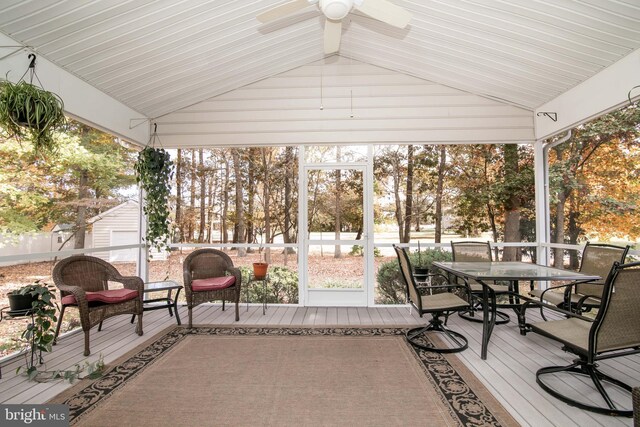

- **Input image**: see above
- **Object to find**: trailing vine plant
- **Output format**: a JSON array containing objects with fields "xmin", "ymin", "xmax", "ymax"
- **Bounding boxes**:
[{"xmin": 134, "ymin": 127, "xmax": 175, "ymax": 252}]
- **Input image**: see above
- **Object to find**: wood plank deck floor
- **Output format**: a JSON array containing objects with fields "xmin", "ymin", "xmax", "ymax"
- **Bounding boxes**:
[{"xmin": 0, "ymin": 304, "xmax": 637, "ymax": 426}]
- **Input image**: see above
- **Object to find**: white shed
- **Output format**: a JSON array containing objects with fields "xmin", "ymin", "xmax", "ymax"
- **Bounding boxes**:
[{"xmin": 89, "ymin": 201, "xmax": 140, "ymax": 262}]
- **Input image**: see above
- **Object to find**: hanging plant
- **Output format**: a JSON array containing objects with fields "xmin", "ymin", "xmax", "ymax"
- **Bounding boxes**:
[
  {"xmin": 134, "ymin": 144, "xmax": 174, "ymax": 252},
  {"xmin": 0, "ymin": 54, "xmax": 66, "ymax": 153}
]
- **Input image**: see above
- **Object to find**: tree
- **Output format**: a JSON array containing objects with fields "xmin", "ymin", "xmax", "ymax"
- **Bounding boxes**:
[
  {"xmin": 198, "ymin": 149, "xmax": 206, "ymax": 242},
  {"xmin": 434, "ymin": 146, "xmax": 446, "ymax": 243},
  {"xmin": 549, "ymin": 105, "xmax": 640, "ymax": 266},
  {"xmin": 175, "ymin": 149, "xmax": 183, "ymax": 242},
  {"xmin": 232, "ymin": 149, "xmax": 246, "ymax": 256},
  {"xmin": 0, "ymin": 120, "xmax": 136, "ymax": 244}
]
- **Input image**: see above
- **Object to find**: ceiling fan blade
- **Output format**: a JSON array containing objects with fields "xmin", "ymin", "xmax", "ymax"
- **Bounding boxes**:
[
  {"xmin": 324, "ymin": 18, "xmax": 342, "ymax": 54},
  {"xmin": 355, "ymin": 0, "xmax": 412, "ymax": 28},
  {"xmin": 257, "ymin": 0, "xmax": 313, "ymax": 23}
]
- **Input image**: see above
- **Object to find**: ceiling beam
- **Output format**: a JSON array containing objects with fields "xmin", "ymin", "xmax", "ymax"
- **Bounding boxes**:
[
  {"xmin": 0, "ymin": 33, "xmax": 149, "ymax": 146},
  {"xmin": 535, "ymin": 47, "xmax": 640, "ymax": 140}
]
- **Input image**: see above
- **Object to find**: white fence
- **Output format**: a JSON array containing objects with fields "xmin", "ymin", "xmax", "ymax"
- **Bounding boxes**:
[{"xmin": 0, "ymin": 232, "xmax": 92, "ymax": 266}]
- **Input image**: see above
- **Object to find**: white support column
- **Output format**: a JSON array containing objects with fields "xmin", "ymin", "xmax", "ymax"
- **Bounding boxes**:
[
  {"xmin": 365, "ymin": 144, "xmax": 375, "ymax": 306},
  {"xmin": 297, "ymin": 145, "xmax": 306, "ymax": 306},
  {"xmin": 534, "ymin": 140, "xmax": 549, "ymax": 268},
  {"xmin": 137, "ymin": 188, "xmax": 149, "ymax": 282}
]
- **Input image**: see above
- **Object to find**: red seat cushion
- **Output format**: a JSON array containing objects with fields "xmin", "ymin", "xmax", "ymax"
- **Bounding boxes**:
[
  {"xmin": 191, "ymin": 276, "xmax": 235, "ymax": 292},
  {"xmin": 61, "ymin": 288, "xmax": 139, "ymax": 306}
]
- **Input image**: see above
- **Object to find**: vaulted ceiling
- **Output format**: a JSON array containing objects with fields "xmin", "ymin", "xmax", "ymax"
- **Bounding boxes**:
[{"xmin": 0, "ymin": 0, "xmax": 639, "ymax": 121}]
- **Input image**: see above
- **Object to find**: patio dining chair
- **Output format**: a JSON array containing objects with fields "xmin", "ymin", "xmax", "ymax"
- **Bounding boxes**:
[
  {"xmin": 450, "ymin": 241, "xmax": 510, "ymax": 324},
  {"xmin": 529, "ymin": 242, "xmax": 629, "ymax": 316},
  {"xmin": 183, "ymin": 248, "xmax": 241, "ymax": 328},
  {"xmin": 523, "ymin": 260, "xmax": 640, "ymax": 417},
  {"xmin": 52, "ymin": 255, "xmax": 144, "ymax": 356},
  {"xmin": 394, "ymin": 245, "xmax": 471, "ymax": 353}
]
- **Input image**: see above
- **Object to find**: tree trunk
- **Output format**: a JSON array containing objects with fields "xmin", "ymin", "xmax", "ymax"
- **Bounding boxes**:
[
  {"xmin": 206, "ymin": 159, "xmax": 215, "ymax": 243},
  {"xmin": 188, "ymin": 150, "xmax": 196, "ymax": 241},
  {"xmin": 222, "ymin": 159, "xmax": 230, "ymax": 244},
  {"xmin": 434, "ymin": 146, "xmax": 446, "ymax": 243},
  {"xmin": 74, "ymin": 169, "xmax": 89, "ymax": 250},
  {"xmin": 503, "ymin": 144, "xmax": 521, "ymax": 261},
  {"xmin": 402, "ymin": 145, "xmax": 414, "ymax": 244},
  {"xmin": 283, "ymin": 146, "xmax": 295, "ymax": 254},
  {"xmin": 334, "ymin": 148, "xmax": 342, "ymax": 258},
  {"xmin": 175, "ymin": 149, "xmax": 183, "ymax": 243},
  {"xmin": 334, "ymin": 168, "xmax": 342, "ymax": 258},
  {"xmin": 393, "ymin": 155, "xmax": 404, "ymax": 242},
  {"xmin": 232, "ymin": 149, "xmax": 246, "ymax": 256},
  {"xmin": 247, "ymin": 150, "xmax": 256, "ymax": 250},
  {"xmin": 568, "ymin": 193, "xmax": 580, "ymax": 269},
  {"xmin": 198, "ymin": 149, "xmax": 206, "ymax": 243},
  {"xmin": 553, "ymin": 146, "xmax": 566, "ymax": 268}
]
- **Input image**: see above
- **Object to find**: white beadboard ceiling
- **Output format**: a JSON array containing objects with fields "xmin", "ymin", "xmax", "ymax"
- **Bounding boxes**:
[{"xmin": 0, "ymin": 0, "xmax": 639, "ymax": 119}]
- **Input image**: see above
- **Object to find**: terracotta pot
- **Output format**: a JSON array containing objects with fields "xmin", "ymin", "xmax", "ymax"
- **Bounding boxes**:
[{"xmin": 253, "ymin": 262, "xmax": 269, "ymax": 280}]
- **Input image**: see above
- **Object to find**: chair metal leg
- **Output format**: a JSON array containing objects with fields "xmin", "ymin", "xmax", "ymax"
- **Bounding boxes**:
[
  {"xmin": 406, "ymin": 317, "xmax": 468, "ymax": 354},
  {"xmin": 459, "ymin": 298, "xmax": 510, "ymax": 324},
  {"xmin": 536, "ymin": 360, "xmax": 633, "ymax": 417},
  {"xmin": 188, "ymin": 306, "xmax": 193, "ymax": 329}
]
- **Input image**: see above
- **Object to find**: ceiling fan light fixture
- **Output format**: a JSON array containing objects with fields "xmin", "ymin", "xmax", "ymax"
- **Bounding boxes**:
[{"xmin": 320, "ymin": 0, "xmax": 353, "ymax": 20}]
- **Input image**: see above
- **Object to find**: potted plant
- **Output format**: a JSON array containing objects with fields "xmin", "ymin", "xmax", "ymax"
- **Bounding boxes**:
[
  {"xmin": 0, "ymin": 55, "xmax": 66, "ymax": 153},
  {"xmin": 134, "ymin": 144, "xmax": 175, "ymax": 252},
  {"xmin": 12, "ymin": 281, "xmax": 58, "ymax": 379},
  {"xmin": 413, "ymin": 242, "xmax": 430, "ymax": 281},
  {"xmin": 7, "ymin": 283, "xmax": 40, "ymax": 314},
  {"xmin": 253, "ymin": 249, "xmax": 269, "ymax": 280},
  {"xmin": 13, "ymin": 281, "xmax": 104, "ymax": 382}
]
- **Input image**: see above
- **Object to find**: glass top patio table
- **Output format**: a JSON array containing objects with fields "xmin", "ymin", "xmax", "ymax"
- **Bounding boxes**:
[
  {"xmin": 432, "ymin": 261, "xmax": 600, "ymax": 360},
  {"xmin": 433, "ymin": 261, "xmax": 600, "ymax": 282}
]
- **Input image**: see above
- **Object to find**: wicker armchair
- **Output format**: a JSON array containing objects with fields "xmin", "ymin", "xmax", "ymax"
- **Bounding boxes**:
[
  {"xmin": 52, "ymin": 255, "xmax": 144, "ymax": 356},
  {"xmin": 522, "ymin": 260, "xmax": 640, "ymax": 416},
  {"xmin": 394, "ymin": 245, "xmax": 470, "ymax": 353},
  {"xmin": 450, "ymin": 241, "xmax": 510, "ymax": 324},
  {"xmin": 183, "ymin": 249, "xmax": 241, "ymax": 328},
  {"xmin": 529, "ymin": 242, "xmax": 629, "ymax": 315},
  {"xmin": 633, "ymin": 387, "xmax": 639, "ymax": 426}
]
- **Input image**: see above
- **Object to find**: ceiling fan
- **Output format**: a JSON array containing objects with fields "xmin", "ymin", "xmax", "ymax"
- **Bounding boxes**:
[{"xmin": 257, "ymin": 0, "xmax": 412, "ymax": 54}]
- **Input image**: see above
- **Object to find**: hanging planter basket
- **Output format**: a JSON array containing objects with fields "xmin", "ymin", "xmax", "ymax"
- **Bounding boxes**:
[
  {"xmin": 0, "ymin": 54, "xmax": 66, "ymax": 153},
  {"xmin": 134, "ymin": 125, "xmax": 175, "ymax": 252}
]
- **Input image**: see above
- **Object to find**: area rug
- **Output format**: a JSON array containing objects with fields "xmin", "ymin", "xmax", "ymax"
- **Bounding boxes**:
[{"xmin": 51, "ymin": 327, "xmax": 519, "ymax": 426}]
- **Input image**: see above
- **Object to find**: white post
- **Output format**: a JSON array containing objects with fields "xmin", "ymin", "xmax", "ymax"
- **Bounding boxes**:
[
  {"xmin": 366, "ymin": 144, "xmax": 375, "ymax": 306},
  {"xmin": 534, "ymin": 140, "xmax": 549, "ymax": 268},
  {"xmin": 297, "ymin": 145, "xmax": 306, "ymax": 306},
  {"xmin": 137, "ymin": 188, "xmax": 149, "ymax": 282}
]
